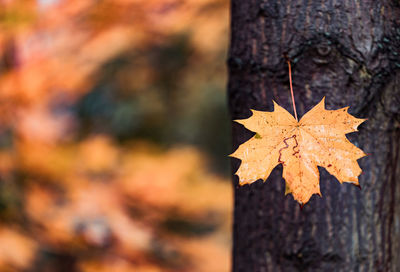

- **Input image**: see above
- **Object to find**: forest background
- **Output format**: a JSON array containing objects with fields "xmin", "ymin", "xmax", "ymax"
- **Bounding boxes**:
[{"xmin": 0, "ymin": 1, "xmax": 232, "ymax": 271}]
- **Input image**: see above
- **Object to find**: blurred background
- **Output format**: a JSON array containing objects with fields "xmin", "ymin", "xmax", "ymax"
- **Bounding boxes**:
[{"xmin": 0, "ymin": 0, "xmax": 231, "ymax": 271}]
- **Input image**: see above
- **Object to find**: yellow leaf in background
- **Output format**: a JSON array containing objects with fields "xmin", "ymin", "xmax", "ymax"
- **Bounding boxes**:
[{"xmin": 230, "ymin": 97, "xmax": 366, "ymax": 205}]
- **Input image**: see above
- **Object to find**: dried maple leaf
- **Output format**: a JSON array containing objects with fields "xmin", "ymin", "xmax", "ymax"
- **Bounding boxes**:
[{"xmin": 230, "ymin": 97, "xmax": 366, "ymax": 204}]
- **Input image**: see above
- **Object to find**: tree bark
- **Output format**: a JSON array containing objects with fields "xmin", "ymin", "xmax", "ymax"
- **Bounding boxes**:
[{"xmin": 228, "ymin": 1, "xmax": 400, "ymax": 271}]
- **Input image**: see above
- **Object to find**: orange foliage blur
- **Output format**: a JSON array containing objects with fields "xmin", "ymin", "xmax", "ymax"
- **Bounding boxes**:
[{"xmin": 0, "ymin": 0, "xmax": 230, "ymax": 271}]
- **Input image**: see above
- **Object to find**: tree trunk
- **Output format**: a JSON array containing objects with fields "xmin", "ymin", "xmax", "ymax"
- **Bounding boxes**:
[{"xmin": 228, "ymin": 1, "xmax": 400, "ymax": 271}]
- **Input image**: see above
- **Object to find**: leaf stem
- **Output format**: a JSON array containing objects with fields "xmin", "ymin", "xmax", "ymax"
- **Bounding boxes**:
[{"xmin": 287, "ymin": 60, "xmax": 298, "ymax": 121}]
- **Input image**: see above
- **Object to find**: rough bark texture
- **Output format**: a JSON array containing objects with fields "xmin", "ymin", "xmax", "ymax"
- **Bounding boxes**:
[{"xmin": 228, "ymin": 1, "xmax": 400, "ymax": 271}]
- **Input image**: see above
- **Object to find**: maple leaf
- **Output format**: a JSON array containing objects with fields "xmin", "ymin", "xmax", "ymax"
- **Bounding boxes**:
[{"xmin": 230, "ymin": 97, "xmax": 366, "ymax": 204}]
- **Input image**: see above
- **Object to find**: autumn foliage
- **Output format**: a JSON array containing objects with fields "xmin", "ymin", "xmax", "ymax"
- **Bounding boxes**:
[
  {"xmin": 0, "ymin": 0, "xmax": 231, "ymax": 271},
  {"xmin": 231, "ymin": 98, "xmax": 366, "ymax": 204}
]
